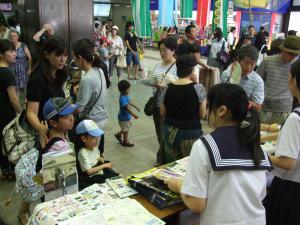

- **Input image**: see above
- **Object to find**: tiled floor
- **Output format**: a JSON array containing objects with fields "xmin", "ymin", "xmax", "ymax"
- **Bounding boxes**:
[{"xmin": 0, "ymin": 48, "xmax": 207, "ymax": 225}]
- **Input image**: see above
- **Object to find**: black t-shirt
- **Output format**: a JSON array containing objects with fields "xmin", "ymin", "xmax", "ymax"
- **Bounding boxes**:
[
  {"xmin": 163, "ymin": 83, "xmax": 206, "ymax": 130},
  {"xmin": 26, "ymin": 69, "xmax": 65, "ymax": 121},
  {"xmin": 124, "ymin": 31, "xmax": 138, "ymax": 52},
  {"xmin": 0, "ymin": 67, "xmax": 16, "ymax": 130}
]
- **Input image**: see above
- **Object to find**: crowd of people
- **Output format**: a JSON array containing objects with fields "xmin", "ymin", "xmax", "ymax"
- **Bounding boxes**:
[{"xmin": 0, "ymin": 15, "xmax": 300, "ymax": 225}]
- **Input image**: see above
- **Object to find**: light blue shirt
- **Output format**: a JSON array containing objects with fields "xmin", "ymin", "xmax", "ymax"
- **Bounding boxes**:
[{"xmin": 221, "ymin": 70, "xmax": 264, "ymax": 104}]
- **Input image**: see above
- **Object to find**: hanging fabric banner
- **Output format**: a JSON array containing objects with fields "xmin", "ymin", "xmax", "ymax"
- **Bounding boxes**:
[
  {"xmin": 131, "ymin": 0, "xmax": 152, "ymax": 37},
  {"xmin": 196, "ymin": 0, "xmax": 209, "ymax": 28},
  {"xmin": 212, "ymin": 0, "xmax": 228, "ymax": 33},
  {"xmin": 180, "ymin": 0, "xmax": 193, "ymax": 18},
  {"xmin": 234, "ymin": 0, "xmax": 291, "ymax": 13},
  {"xmin": 158, "ymin": 0, "xmax": 175, "ymax": 27}
]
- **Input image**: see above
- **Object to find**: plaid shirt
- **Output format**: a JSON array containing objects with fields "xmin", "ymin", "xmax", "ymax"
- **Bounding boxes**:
[{"xmin": 222, "ymin": 70, "xmax": 264, "ymax": 105}]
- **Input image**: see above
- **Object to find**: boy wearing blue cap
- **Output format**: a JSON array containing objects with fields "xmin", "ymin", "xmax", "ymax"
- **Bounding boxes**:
[
  {"xmin": 75, "ymin": 120, "xmax": 118, "ymax": 184},
  {"xmin": 15, "ymin": 97, "xmax": 78, "ymax": 223},
  {"xmin": 42, "ymin": 97, "xmax": 78, "ymax": 153}
]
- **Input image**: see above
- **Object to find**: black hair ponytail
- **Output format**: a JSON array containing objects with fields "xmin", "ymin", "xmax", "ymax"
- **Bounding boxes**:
[
  {"xmin": 207, "ymin": 83, "xmax": 262, "ymax": 168},
  {"xmin": 237, "ymin": 106, "xmax": 262, "ymax": 168},
  {"xmin": 72, "ymin": 39, "xmax": 110, "ymax": 88},
  {"xmin": 72, "ymin": 39, "xmax": 102, "ymax": 68}
]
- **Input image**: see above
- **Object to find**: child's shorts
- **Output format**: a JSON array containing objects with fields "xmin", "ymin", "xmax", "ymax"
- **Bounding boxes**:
[{"xmin": 118, "ymin": 120, "xmax": 132, "ymax": 132}]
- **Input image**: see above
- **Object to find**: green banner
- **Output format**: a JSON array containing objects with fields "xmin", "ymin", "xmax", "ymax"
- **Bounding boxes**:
[
  {"xmin": 131, "ymin": 0, "xmax": 151, "ymax": 37},
  {"xmin": 212, "ymin": 0, "xmax": 228, "ymax": 33},
  {"xmin": 180, "ymin": 0, "xmax": 193, "ymax": 18}
]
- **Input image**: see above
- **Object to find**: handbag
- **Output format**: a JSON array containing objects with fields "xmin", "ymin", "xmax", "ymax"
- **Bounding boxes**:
[
  {"xmin": 144, "ymin": 94, "xmax": 157, "ymax": 116},
  {"xmin": 144, "ymin": 62, "xmax": 175, "ymax": 116},
  {"xmin": 2, "ymin": 111, "xmax": 36, "ymax": 164},
  {"xmin": 216, "ymin": 41, "xmax": 229, "ymax": 65},
  {"xmin": 256, "ymin": 44, "xmax": 267, "ymax": 67},
  {"xmin": 116, "ymin": 50, "xmax": 127, "ymax": 68}
]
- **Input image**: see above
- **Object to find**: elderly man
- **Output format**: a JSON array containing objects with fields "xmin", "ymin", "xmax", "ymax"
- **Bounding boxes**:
[
  {"xmin": 256, "ymin": 35, "xmax": 300, "ymax": 124},
  {"xmin": 221, "ymin": 45, "xmax": 264, "ymax": 110}
]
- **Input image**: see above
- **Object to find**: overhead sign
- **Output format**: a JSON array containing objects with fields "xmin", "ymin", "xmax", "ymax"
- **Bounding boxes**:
[{"xmin": 234, "ymin": 0, "xmax": 292, "ymax": 13}]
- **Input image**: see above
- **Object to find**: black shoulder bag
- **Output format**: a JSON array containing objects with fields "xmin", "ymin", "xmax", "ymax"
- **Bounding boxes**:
[{"xmin": 144, "ymin": 62, "xmax": 175, "ymax": 116}]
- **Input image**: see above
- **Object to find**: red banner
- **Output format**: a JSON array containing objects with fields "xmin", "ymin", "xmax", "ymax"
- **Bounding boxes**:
[{"xmin": 196, "ymin": 0, "xmax": 209, "ymax": 28}]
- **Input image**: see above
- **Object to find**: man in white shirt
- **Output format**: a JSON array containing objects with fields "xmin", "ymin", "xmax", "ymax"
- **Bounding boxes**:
[{"xmin": 227, "ymin": 27, "xmax": 236, "ymax": 51}]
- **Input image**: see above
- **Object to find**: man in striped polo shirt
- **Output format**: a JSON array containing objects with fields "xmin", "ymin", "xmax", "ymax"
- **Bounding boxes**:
[{"xmin": 256, "ymin": 36, "xmax": 300, "ymax": 125}]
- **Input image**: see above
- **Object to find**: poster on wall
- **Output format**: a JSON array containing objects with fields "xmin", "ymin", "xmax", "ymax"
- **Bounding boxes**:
[{"xmin": 240, "ymin": 12, "xmax": 272, "ymax": 34}]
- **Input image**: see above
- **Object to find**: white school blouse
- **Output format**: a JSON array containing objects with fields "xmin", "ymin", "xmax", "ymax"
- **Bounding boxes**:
[
  {"xmin": 273, "ymin": 109, "xmax": 300, "ymax": 183},
  {"xmin": 181, "ymin": 140, "xmax": 267, "ymax": 225}
]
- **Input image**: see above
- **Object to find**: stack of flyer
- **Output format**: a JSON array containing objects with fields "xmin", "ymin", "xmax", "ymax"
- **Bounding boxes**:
[{"xmin": 28, "ymin": 183, "xmax": 165, "ymax": 225}]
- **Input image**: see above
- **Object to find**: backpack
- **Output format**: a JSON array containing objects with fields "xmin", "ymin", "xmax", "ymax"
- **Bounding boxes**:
[
  {"xmin": 15, "ymin": 147, "xmax": 43, "ymax": 203},
  {"xmin": 15, "ymin": 137, "xmax": 65, "ymax": 203},
  {"xmin": 1, "ymin": 111, "xmax": 35, "ymax": 164}
]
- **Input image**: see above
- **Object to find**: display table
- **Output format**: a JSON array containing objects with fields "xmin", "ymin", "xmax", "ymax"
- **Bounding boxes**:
[
  {"xmin": 28, "ymin": 157, "xmax": 189, "ymax": 225},
  {"xmin": 131, "ymin": 194, "xmax": 186, "ymax": 219}
]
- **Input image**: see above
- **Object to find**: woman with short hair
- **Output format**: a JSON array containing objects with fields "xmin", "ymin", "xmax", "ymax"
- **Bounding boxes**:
[{"xmin": 9, "ymin": 28, "xmax": 32, "ymax": 106}]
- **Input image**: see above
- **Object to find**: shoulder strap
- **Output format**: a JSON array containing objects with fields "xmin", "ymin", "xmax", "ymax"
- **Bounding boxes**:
[
  {"xmin": 81, "ymin": 69, "xmax": 103, "ymax": 116},
  {"xmin": 162, "ymin": 62, "xmax": 176, "ymax": 79},
  {"xmin": 35, "ymin": 137, "xmax": 65, "ymax": 173},
  {"xmin": 259, "ymin": 44, "xmax": 266, "ymax": 54},
  {"xmin": 20, "ymin": 42, "xmax": 25, "ymax": 51},
  {"xmin": 43, "ymin": 137, "xmax": 65, "ymax": 153},
  {"xmin": 166, "ymin": 62, "xmax": 175, "ymax": 74}
]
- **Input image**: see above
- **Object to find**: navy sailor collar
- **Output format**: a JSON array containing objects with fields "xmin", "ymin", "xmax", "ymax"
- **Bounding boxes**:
[{"xmin": 200, "ymin": 126, "xmax": 272, "ymax": 171}]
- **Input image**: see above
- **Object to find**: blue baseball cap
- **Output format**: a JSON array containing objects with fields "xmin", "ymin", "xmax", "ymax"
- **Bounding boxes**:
[
  {"xmin": 75, "ymin": 120, "xmax": 104, "ymax": 137},
  {"xmin": 43, "ymin": 97, "xmax": 78, "ymax": 120}
]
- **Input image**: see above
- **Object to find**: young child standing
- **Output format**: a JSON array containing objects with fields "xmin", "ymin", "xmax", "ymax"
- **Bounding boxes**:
[
  {"xmin": 75, "ymin": 120, "xmax": 118, "ymax": 184},
  {"xmin": 98, "ymin": 36, "xmax": 113, "ymax": 76},
  {"xmin": 114, "ymin": 80, "xmax": 140, "ymax": 147}
]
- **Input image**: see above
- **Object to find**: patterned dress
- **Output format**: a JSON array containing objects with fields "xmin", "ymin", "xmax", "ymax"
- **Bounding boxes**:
[{"xmin": 10, "ymin": 43, "xmax": 28, "ymax": 89}]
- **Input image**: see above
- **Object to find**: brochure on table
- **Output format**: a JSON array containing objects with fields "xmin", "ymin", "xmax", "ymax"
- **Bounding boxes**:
[{"xmin": 28, "ymin": 183, "xmax": 165, "ymax": 225}]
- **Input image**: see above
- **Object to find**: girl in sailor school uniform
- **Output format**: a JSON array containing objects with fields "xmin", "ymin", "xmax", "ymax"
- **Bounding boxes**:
[
  {"xmin": 166, "ymin": 83, "xmax": 272, "ymax": 225},
  {"xmin": 265, "ymin": 59, "xmax": 300, "ymax": 225}
]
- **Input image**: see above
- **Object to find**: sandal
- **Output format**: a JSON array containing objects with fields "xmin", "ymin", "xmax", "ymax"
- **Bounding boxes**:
[
  {"xmin": 114, "ymin": 133, "xmax": 122, "ymax": 144},
  {"xmin": 122, "ymin": 141, "xmax": 134, "ymax": 147}
]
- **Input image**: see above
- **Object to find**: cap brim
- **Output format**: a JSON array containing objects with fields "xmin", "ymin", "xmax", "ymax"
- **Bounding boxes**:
[
  {"xmin": 58, "ymin": 104, "xmax": 78, "ymax": 116},
  {"xmin": 88, "ymin": 129, "xmax": 105, "ymax": 137},
  {"xmin": 279, "ymin": 44, "xmax": 300, "ymax": 54}
]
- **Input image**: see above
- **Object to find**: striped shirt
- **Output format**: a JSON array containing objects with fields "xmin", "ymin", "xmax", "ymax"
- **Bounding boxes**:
[
  {"xmin": 149, "ymin": 62, "xmax": 177, "ymax": 107},
  {"xmin": 256, "ymin": 55, "xmax": 294, "ymax": 112},
  {"xmin": 222, "ymin": 70, "xmax": 264, "ymax": 104}
]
